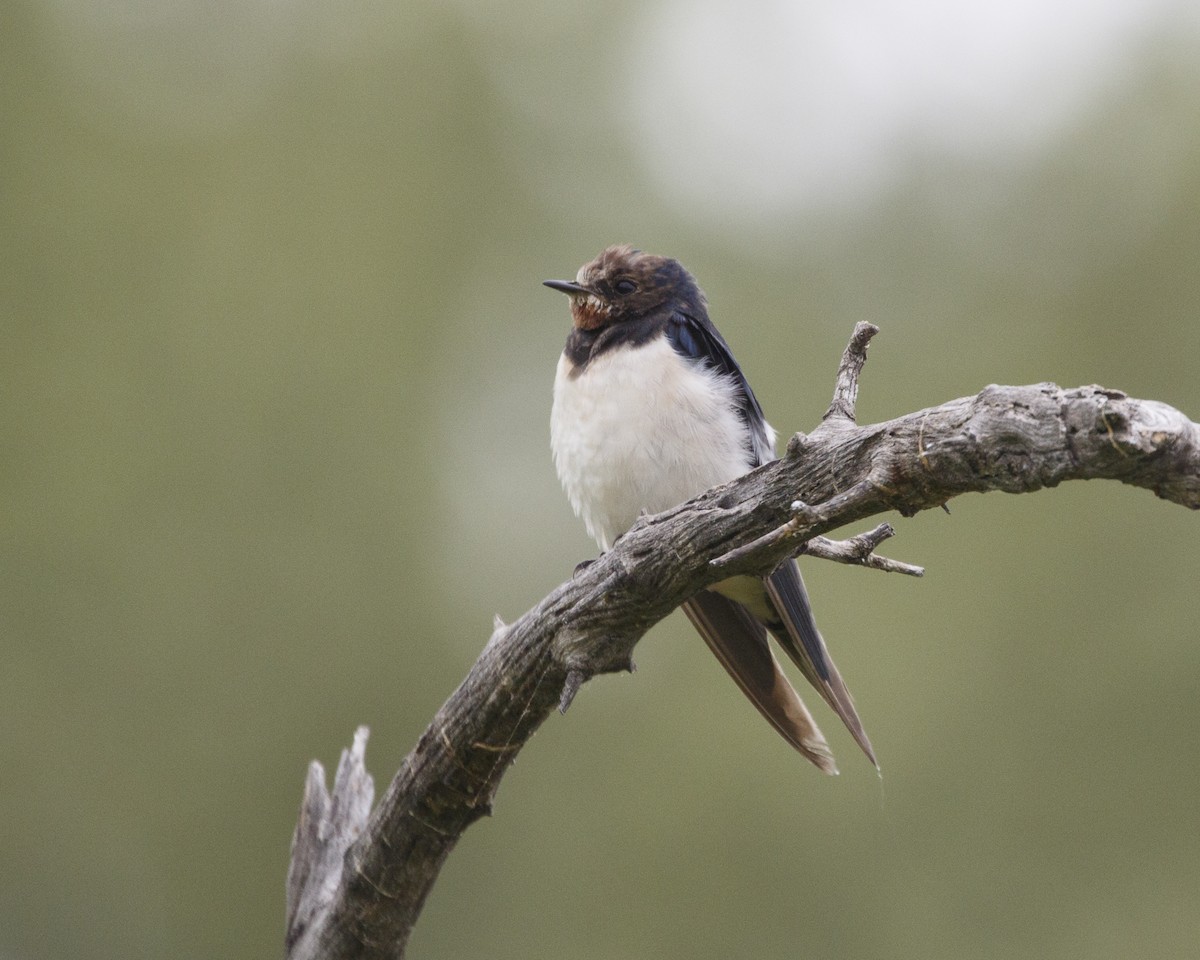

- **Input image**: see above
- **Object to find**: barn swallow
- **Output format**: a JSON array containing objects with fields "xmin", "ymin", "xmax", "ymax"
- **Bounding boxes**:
[{"xmin": 545, "ymin": 245, "xmax": 874, "ymax": 774}]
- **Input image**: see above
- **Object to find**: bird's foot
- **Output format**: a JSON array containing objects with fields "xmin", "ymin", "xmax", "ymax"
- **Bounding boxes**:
[{"xmin": 573, "ymin": 557, "xmax": 597, "ymax": 576}]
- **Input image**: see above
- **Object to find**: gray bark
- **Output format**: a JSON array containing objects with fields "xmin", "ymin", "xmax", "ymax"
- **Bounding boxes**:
[{"xmin": 285, "ymin": 324, "xmax": 1200, "ymax": 959}]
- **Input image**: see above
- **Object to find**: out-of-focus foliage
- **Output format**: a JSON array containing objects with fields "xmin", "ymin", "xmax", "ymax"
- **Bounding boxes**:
[{"xmin": 2, "ymin": 2, "xmax": 1198, "ymax": 958}]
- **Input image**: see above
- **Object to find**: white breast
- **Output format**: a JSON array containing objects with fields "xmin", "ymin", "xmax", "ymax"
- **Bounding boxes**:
[{"xmin": 551, "ymin": 337, "xmax": 772, "ymax": 550}]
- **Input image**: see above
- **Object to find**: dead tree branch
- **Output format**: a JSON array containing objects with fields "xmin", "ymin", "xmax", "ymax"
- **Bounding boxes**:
[
  {"xmin": 286, "ymin": 324, "xmax": 1199, "ymax": 960},
  {"xmin": 799, "ymin": 524, "xmax": 925, "ymax": 576}
]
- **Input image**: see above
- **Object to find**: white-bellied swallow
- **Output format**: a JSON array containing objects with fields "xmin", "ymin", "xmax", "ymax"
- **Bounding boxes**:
[{"xmin": 545, "ymin": 244, "xmax": 875, "ymax": 774}]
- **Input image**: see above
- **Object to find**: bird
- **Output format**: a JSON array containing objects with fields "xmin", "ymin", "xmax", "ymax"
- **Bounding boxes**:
[{"xmin": 545, "ymin": 244, "xmax": 874, "ymax": 774}]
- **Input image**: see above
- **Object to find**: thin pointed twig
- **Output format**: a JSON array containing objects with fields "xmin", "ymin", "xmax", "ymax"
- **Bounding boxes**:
[
  {"xmin": 822, "ymin": 322, "xmax": 879, "ymax": 425},
  {"xmin": 708, "ymin": 480, "xmax": 883, "ymax": 575},
  {"xmin": 708, "ymin": 515, "xmax": 802, "ymax": 572},
  {"xmin": 799, "ymin": 524, "xmax": 924, "ymax": 577},
  {"xmin": 558, "ymin": 669, "xmax": 586, "ymax": 714},
  {"xmin": 707, "ymin": 501, "xmax": 819, "ymax": 573}
]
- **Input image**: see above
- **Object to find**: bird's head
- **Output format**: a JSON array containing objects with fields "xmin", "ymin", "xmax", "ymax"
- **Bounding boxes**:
[{"xmin": 544, "ymin": 244, "xmax": 707, "ymax": 331}]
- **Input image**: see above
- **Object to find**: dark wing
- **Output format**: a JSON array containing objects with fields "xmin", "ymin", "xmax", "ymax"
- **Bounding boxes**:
[
  {"xmin": 665, "ymin": 311, "xmax": 775, "ymax": 466},
  {"xmin": 682, "ymin": 590, "xmax": 838, "ymax": 774},
  {"xmin": 668, "ymin": 308, "xmax": 876, "ymax": 768},
  {"xmin": 763, "ymin": 561, "xmax": 877, "ymax": 768}
]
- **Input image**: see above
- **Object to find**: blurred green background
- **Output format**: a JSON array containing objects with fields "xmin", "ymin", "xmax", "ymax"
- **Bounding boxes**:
[{"xmin": 4, "ymin": 1, "xmax": 1199, "ymax": 958}]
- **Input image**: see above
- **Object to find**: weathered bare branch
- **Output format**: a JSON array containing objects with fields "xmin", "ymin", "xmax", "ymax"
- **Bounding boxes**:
[
  {"xmin": 800, "ymin": 524, "xmax": 925, "ymax": 577},
  {"xmin": 822, "ymin": 320, "xmax": 878, "ymax": 424},
  {"xmin": 286, "ymin": 325, "xmax": 1199, "ymax": 960},
  {"xmin": 287, "ymin": 727, "xmax": 374, "ymax": 955}
]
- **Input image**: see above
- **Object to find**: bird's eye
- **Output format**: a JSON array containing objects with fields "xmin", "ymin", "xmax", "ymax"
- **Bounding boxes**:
[{"xmin": 614, "ymin": 278, "xmax": 637, "ymax": 296}]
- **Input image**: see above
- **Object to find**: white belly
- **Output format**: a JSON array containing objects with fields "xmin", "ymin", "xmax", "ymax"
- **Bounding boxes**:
[{"xmin": 551, "ymin": 337, "xmax": 766, "ymax": 550}]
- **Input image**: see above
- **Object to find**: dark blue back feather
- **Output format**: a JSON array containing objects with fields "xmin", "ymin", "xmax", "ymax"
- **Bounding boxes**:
[{"xmin": 665, "ymin": 311, "xmax": 775, "ymax": 466}]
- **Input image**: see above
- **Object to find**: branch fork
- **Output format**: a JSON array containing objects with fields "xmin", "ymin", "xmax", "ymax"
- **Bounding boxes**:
[
  {"xmin": 711, "ymin": 324, "xmax": 919, "ymax": 579},
  {"xmin": 800, "ymin": 525, "xmax": 925, "ymax": 577},
  {"xmin": 707, "ymin": 478, "xmax": 915, "ymax": 578}
]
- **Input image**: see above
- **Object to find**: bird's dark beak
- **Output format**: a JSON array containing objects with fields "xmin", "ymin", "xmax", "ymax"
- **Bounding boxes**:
[{"xmin": 543, "ymin": 279, "xmax": 591, "ymax": 296}]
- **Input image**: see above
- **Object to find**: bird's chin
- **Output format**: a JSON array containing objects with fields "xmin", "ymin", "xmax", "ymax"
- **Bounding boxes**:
[{"xmin": 570, "ymin": 296, "xmax": 612, "ymax": 331}]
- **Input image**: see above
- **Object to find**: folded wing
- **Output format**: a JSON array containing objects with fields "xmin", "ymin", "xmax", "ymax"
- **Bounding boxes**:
[
  {"xmin": 682, "ymin": 589, "xmax": 839, "ymax": 774},
  {"xmin": 763, "ymin": 561, "xmax": 877, "ymax": 768}
]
